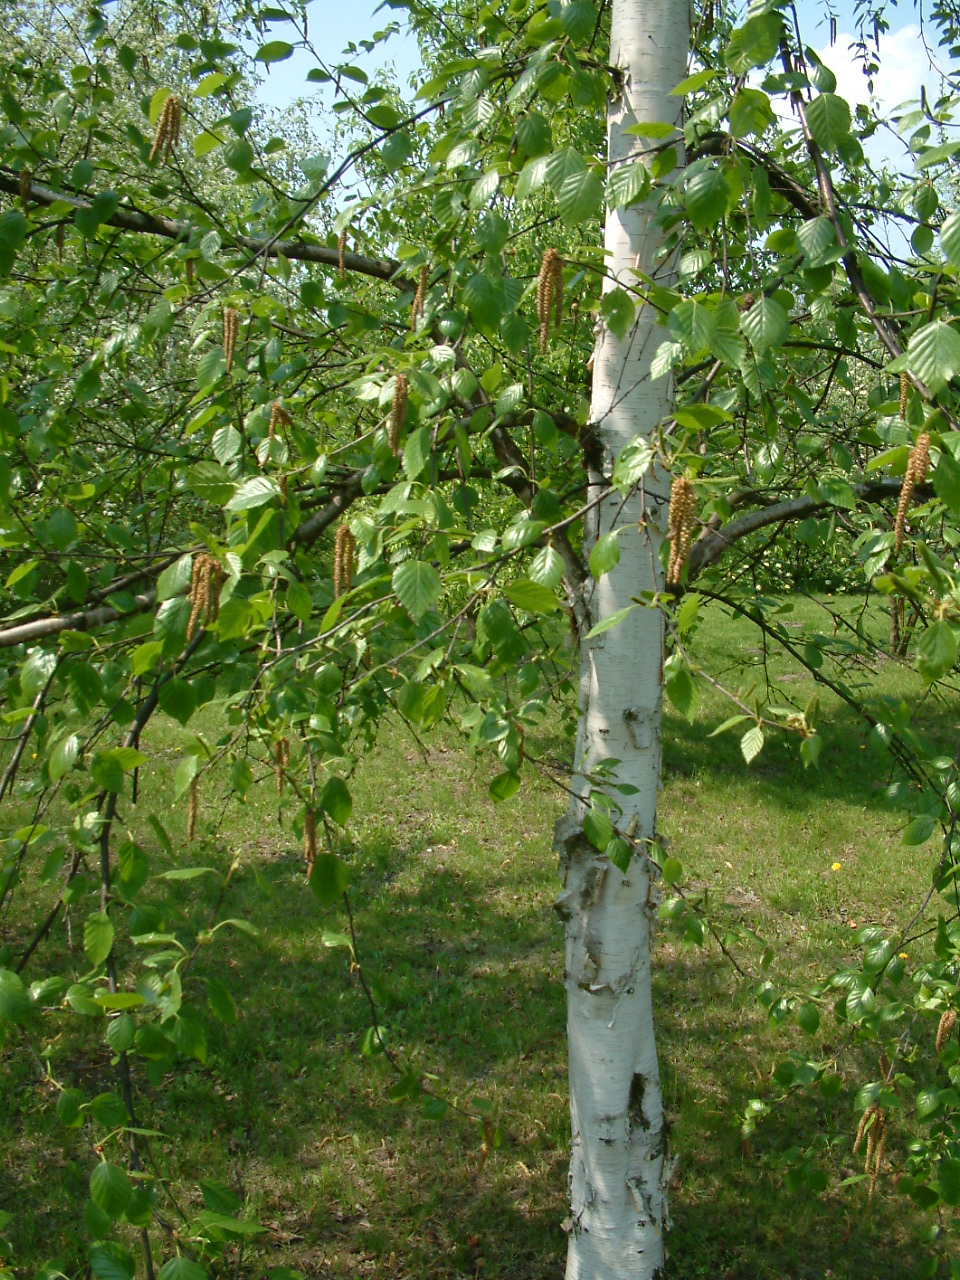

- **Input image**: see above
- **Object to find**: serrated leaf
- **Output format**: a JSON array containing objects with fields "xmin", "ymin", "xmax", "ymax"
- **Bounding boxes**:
[
  {"xmin": 589, "ymin": 531, "xmax": 620, "ymax": 579},
  {"xmin": 224, "ymin": 477, "xmax": 280, "ymax": 512},
  {"xmin": 84, "ymin": 912, "xmax": 114, "ymax": 967},
  {"xmin": 557, "ymin": 169, "xmax": 603, "ymax": 227},
  {"xmin": 0, "ymin": 968, "xmax": 31, "ymax": 1023},
  {"xmin": 583, "ymin": 807, "xmax": 614, "ymax": 851},
  {"xmin": 50, "ymin": 733, "xmax": 80, "ymax": 781},
  {"xmin": 309, "ymin": 853, "xmax": 349, "ymax": 906},
  {"xmin": 805, "ymin": 93, "xmax": 852, "ymax": 153},
  {"xmin": 900, "ymin": 320, "xmax": 960, "ymax": 395},
  {"xmin": 941, "ymin": 211, "xmax": 960, "ymax": 270},
  {"xmin": 90, "ymin": 1162, "xmax": 132, "ymax": 1218},
  {"xmin": 393, "ymin": 560, "xmax": 442, "ymax": 621},
  {"xmin": 255, "ymin": 40, "xmax": 294, "ymax": 63},
  {"xmin": 504, "ymin": 578, "xmax": 560, "ymax": 614},
  {"xmin": 902, "ymin": 813, "xmax": 937, "ymax": 845},
  {"xmin": 585, "ymin": 604, "xmax": 638, "ymax": 638},
  {"xmin": 605, "ymin": 160, "xmax": 650, "ymax": 209},
  {"xmin": 686, "ymin": 167, "xmax": 729, "ymax": 231},
  {"xmin": 741, "ymin": 296, "xmax": 789, "ymax": 352},
  {"xmin": 319, "ymin": 775, "xmax": 352, "ymax": 826},
  {"xmin": 740, "ymin": 724, "xmax": 764, "ymax": 764},
  {"xmin": 88, "ymin": 1242, "xmax": 135, "ymax": 1280}
]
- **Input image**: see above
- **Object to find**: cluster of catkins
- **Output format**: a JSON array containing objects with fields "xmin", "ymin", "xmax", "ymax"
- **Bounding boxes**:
[
  {"xmin": 186, "ymin": 553, "xmax": 224, "ymax": 641},
  {"xmin": 894, "ymin": 431, "xmax": 930, "ymax": 552}
]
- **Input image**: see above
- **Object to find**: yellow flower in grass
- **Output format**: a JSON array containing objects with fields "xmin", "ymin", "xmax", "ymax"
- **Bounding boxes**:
[{"xmin": 831, "ymin": 862, "xmax": 842, "ymax": 872}]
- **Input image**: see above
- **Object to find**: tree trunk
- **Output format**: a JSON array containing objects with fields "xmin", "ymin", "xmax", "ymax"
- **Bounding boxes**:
[{"xmin": 556, "ymin": 3, "xmax": 688, "ymax": 1277}]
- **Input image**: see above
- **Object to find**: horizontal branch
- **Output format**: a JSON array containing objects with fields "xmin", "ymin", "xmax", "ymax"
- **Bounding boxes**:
[
  {"xmin": 2, "ymin": 170, "xmax": 400, "ymax": 283},
  {"xmin": 0, "ymin": 591, "xmax": 157, "ymax": 649},
  {"xmin": 687, "ymin": 476, "xmax": 906, "ymax": 581}
]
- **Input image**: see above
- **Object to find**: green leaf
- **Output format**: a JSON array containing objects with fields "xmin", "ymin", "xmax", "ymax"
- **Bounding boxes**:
[
  {"xmin": 88, "ymin": 1242, "xmax": 136, "ymax": 1280},
  {"xmin": 50, "ymin": 733, "xmax": 80, "ymax": 782},
  {"xmin": 939, "ymin": 1156, "xmax": 960, "ymax": 1207},
  {"xmin": 740, "ymin": 297, "xmax": 789, "ymax": 352},
  {"xmin": 934, "ymin": 448, "xmax": 960, "ymax": 514},
  {"xmin": 589, "ymin": 531, "xmax": 620, "ymax": 580},
  {"xmin": 902, "ymin": 814, "xmax": 937, "ymax": 846},
  {"xmin": 805, "ymin": 93, "xmax": 852, "ymax": 153},
  {"xmin": 206, "ymin": 975, "xmax": 237, "ymax": 1023},
  {"xmin": 57, "ymin": 1086, "xmax": 85, "ymax": 1127},
  {"xmin": 225, "ymin": 477, "xmax": 280, "ymax": 512},
  {"xmin": 661, "ymin": 857, "xmax": 683, "ymax": 884},
  {"xmin": 393, "ymin": 561, "xmax": 442, "ymax": 621},
  {"xmin": 156, "ymin": 1259, "xmax": 208, "ymax": 1280},
  {"xmin": 256, "ymin": 41, "xmax": 294, "ymax": 63},
  {"xmin": 740, "ymin": 725, "xmax": 764, "ymax": 764},
  {"xmin": 728, "ymin": 88, "xmax": 774, "ymax": 138},
  {"xmin": 796, "ymin": 1003, "xmax": 820, "ymax": 1034},
  {"xmin": 605, "ymin": 161, "xmax": 650, "ymax": 209},
  {"xmin": 583, "ymin": 808, "xmax": 614, "ymax": 851},
  {"xmin": 84, "ymin": 912, "xmax": 114, "ymax": 967},
  {"xmin": 309, "ymin": 854, "xmax": 349, "ymax": 906},
  {"xmin": 319, "ymin": 776, "xmax": 352, "ymax": 826},
  {"xmin": 600, "ymin": 288, "xmax": 636, "ymax": 341},
  {"xmin": 940, "ymin": 211, "xmax": 960, "ymax": 269},
  {"xmin": 686, "ymin": 167, "xmax": 729, "ymax": 231},
  {"xmin": 898, "ymin": 320, "xmax": 960, "ymax": 395},
  {"xmin": 917, "ymin": 620, "xmax": 958, "ymax": 683},
  {"xmin": 504, "ymin": 579, "xmax": 560, "ymax": 614},
  {"xmin": 585, "ymin": 605, "xmax": 638, "ymax": 639},
  {"xmin": 556, "ymin": 169, "xmax": 603, "ymax": 227},
  {"xmin": 90, "ymin": 1162, "xmax": 132, "ymax": 1218},
  {"xmin": 489, "ymin": 771, "xmax": 521, "ymax": 801},
  {"xmin": 0, "ymin": 968, "xmax": 31, "ymax": 1023},
  {"xmin": 158, "ymin": 677, "xmax": 196, "ymax": 726}
]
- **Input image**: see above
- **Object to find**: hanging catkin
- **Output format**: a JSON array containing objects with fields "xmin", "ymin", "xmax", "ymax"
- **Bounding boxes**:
[
  {"xmin": 666, "ymin": 477, "xmax": 697, "ymax": 587},
  {"xmin": 537, "ymin": 249, "xmax": 563, "ymax": 353},
  {"xmin": 186, "ymin": 554, "xmax": 225, "ymax": 640},
  {"xmin": 937, "ymin": 1008, "xmax": 957, "ymax": 1054},
  {"xmin": 894, "ymin": 431, "xmax": 930, "ymax": 551},
  {"xmin": 275, "ymin": 738, "xmax": 290, "ymax": 795},
  {"xmin": 411, "ymin": 265, "xmax": 429, "ymax": 330},
  {"xmin": 389, "ymin": 374, "xmax": 408, "ymax": 455},
  {"xmin": 899, "ymin": 372, "xmax": 908, "ymax": 421},
  {"xmin": 222, "ymin": 307, "xmax": 239, "ymax": 372},
  {"xmin": 149, "ymin": 94, "xmax": 182, "ymax": 163},
  {"xmin": 187, "ymin": 776, "xmax": 199, "ymax": 842},
  {"xmin": 333, "ymin": 524, "xmax": 355, "ymax": 598},
  {"xmin": 338, "ymin": 228, "xmax": 347, "ymax": 278},
  {"xmin": 303, "ymin": 808, "xmax": 317, "ymax": 874}
]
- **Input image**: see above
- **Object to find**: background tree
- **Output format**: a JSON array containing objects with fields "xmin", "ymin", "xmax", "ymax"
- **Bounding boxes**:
[{"xmin": 3, "ymin": 1, "xmax": 960, "ymax": 1278}]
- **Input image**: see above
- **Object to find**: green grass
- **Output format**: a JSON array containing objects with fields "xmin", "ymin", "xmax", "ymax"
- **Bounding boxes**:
[{"xmin": 1, "ymin": 592, "xmax": 957, "ymax": 1279}]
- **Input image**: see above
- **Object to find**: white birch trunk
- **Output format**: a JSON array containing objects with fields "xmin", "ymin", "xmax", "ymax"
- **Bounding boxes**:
[{"xmin": 557, "ymin": 3, "xmax": 688, "ymax": 1277}]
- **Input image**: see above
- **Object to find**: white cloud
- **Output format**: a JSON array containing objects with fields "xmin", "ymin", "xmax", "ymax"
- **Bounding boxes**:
[{"xmin": 815, "ymin": 24, "xmax": 935, "ymax": 115}]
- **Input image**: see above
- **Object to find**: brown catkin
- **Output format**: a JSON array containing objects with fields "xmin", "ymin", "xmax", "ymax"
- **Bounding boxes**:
[
  {"xmin": 333, "ymin": 524, "xmax": 355, "ymax": 598},
  {"xmin": 899, "ymin": 372, "xmax": 908, "ymax": 421},
  {"xmin": 148, "ymin": 94, "xmax": 182, "ymax": 163},
  {"xmin": 185, "ymin": 258, "xmax": 194, "ymax": 287},
  {"xmin": 19, "ymin": 168, "xmax": 30, "ymax": 212},
  {"xmin": 275, "ymin": 738, "xmax": 289, "ymax": 795},
  {"xmin": 411, "ymin": 264, "xmax": 428, "ymax": 330},
  {"xmin": 303, "ymin": 808, "xmax": 317, "ymax": 874},
  {"xmin": 223, "ymin": 307, "xmax": 239, "ymax": 372},
  {"xmin": 936, "ymin": 1008, "xmax": 957, "ymax": 1054},
  {"xmin": 187, "ymin": 776, "xmax": 199, "ymax": 842},
  {"xmin": 666, "ymin": 476, "xmax": 697, "ymax": 588},
  {"xmin": 186, "ymin": 553, "xmax": 224, "ymax": 640},
  {"xmin": 389, "ymin": 373, "xmax": 408, "ymax": 455},
  {"xmin": 268, "ymin": 401, "xmax": 291, "ymax": 440},
  {"xmin": 537, "ymin": 249, "xmax": 563, "ymax": 353},
  {"xmin": 894, "ymin": 431, "xmax": 931, "ymax": 551},
  {"xmin": 338, "ymin": 227, "xmax": 347, "ymax": 278}
]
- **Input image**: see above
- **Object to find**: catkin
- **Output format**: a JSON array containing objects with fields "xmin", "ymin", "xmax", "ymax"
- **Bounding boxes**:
[
  {"xmin": 268, "ymin": 401, "xmax": 292, "ymax": 440},
  {"xmin": 899, "ymin": 372, "xmax": 908, "ymax": 421},
  {"xmin": 275, "ymin": 738, "xmax": 290, "ymax": 795},
  {"xmin": 411, "ymin": 265, "xmax": 429, "ymax": 330},
  {"xmin": 389, "ymin": 374, "xmax": 408, "ymax": 455},
  {"xmin": 303, "ymin": 808, "xmax": 317, "ymax": 873},
  {"xmin": 185, "ymin": 258, "xmax": 194, "ymax": 287},
  {"xmin": 223, "ymin": 307, "xmax": 239, "ymax": 372},
  {"xmin": 187, "ymin": 777, "xmax": 199, "ymax": 842},
  {"xmin": 894, "ymin": 431, "xmax": 930, "ymax": 551},
  {"xmin": 19, "ymin": 168, "xmax": 30, "ymax": 212},
  {"xmin": 537, "ymin": 248, "xmax": 563, "ymax": 353},
  {"xmin": 333, "ymin": 524, "xmax": 355, "ymax": 598},
  {"xmin": 186, "ymin": 553, "xmax": 225, "ymax": 640},
  {"xmin": 666, "ymin": 476, "xmax": 697, "ymax": 588},
  {"xmin": 338, "ymin": 227, "xmax": 347, "ymax": 278},
  {"xmin": 853, "ymin": 1102, "xmax": 887, "ymax": 1202},
  {"xmin": 148, "ymin": 94, "xmax": 182, "ymax": 163},
  {"xmin": 936, "ymin": 1008, "xmax": 957, "ymax": 1054}
]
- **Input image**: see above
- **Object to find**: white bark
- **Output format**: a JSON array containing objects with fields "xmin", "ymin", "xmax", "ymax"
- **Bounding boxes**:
[{"xmin": 558, "ymin": 3, "xmax": 688, "ymax": 1277}]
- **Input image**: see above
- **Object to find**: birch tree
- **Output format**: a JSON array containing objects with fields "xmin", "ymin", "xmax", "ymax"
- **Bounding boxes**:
[{"xmin": 4, "ymin": 1, "xmax": 960, "ymax": 1277}]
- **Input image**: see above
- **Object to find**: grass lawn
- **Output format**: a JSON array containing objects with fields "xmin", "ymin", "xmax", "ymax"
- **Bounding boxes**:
[{"xmin": 1, "ymin": 590, "xmax": 957, "ymax": 1278}]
